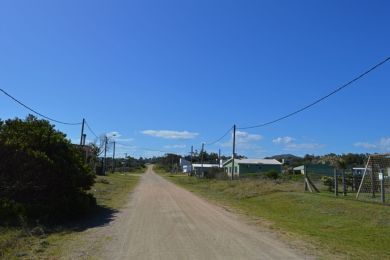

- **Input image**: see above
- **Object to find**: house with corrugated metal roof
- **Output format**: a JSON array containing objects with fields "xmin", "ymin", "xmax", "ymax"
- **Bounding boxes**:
[{"xmin": 223, "ymin": 158, "xmax": 282, "ymax": 178}]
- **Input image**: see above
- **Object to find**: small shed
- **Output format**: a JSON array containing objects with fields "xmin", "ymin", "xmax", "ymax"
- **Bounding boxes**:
[{"xmin": 223, "ymin": 158, "xmax": 282, "ymax": 178}]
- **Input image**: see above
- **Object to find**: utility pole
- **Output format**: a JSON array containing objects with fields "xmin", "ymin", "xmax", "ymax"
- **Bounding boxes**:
[
  {"xmin": 124, "ymin": 153, "xmax": 128, "ymax": 172},
  {"xmin": 200, "ymin": 143, "xmax": 205, "ymax": 178},
  {"xmin": 80, "ymin": 118, "xmax": 85, "ymax": 146},
  {"xmin": 112, "ymin": 141, "xmax": 116, "ymax": 173},
  {"xmin": 82, "ymin": 134, "xmax": 86, "ymax": 146},
  {"xmin": 103, "ymin": 135, "xmax": 108, "ymax": 175},
  {"xmin": 231, "ymin": 124, "xmax": 236, "ymax": 180},
  {"xmin": 190, "ymin": 146, "xmax": 193, "ymax": 175},
  {"xmin": 218, "ymin": 148, "xmax": 221, "ymax": 168}
]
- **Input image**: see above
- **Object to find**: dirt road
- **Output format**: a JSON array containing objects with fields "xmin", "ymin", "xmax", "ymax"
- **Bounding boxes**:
[{"xmin": 81, "ymin": 166, "xmax": 306, "ymax": 259}]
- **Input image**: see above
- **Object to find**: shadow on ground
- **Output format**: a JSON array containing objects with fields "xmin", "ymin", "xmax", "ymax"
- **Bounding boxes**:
[{"xmin": 47, "ymin": 205, "xmax": 118, "ymax": 234}]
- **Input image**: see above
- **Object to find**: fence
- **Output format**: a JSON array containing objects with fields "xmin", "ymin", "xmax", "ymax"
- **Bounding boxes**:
[
  {"xmin": 299, "ymin": 154, "xmax": 390, "ymax": 205},
  {"xmin": 356, "ymin": 154, "xmax": 390, "ymax": 204}
]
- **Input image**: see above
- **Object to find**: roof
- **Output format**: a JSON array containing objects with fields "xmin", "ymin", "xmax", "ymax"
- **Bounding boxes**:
[
  {"xmin": 223, "ymin": 158, "xmax": 282, "ymax": 166},
  {"xmin": 293, "ymin": 165, "xmax": 305, "ymax": 171},
  {"xmin": 192, "ymin": 163, "xmax": 220, "ymax": 168}
]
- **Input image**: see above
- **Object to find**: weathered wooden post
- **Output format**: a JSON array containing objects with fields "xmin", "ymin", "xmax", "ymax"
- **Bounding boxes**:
[
  {"xmin": 304, "ymin": 165, "xmax": 308, "ymax": 192},
  {"xmin": 342, "ymin": 169, "xmax": 347, "ymax": 196},
  {"xmin": 334, "ymin": 169, "xmax": 338, "ymax": 197},
  {"xmin": 380, "ymin": 170, "xmax": 385, "ymax": 204}
]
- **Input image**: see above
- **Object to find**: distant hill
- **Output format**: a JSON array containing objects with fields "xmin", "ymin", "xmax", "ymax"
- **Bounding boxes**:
[
  {"xmin": 266, "ymin": 154, "xmax": 302, "ymax": 160},
  {"xmin": 265, "ymin": 154, "xmax": 303, "ymax": 165}
]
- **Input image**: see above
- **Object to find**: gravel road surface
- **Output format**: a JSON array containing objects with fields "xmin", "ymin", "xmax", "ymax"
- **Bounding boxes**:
[{"xmin": 80, "ymin": 165, "xmax": 305, "ymax": 260}]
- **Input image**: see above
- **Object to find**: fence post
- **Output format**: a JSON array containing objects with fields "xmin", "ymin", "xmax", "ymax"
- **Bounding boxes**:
[
  {"xmin": 342, "ymin": 169, "xmax": 347, "ymax": 196},
  {"xmin": 380, "ymin": 171, "xmax": 385, "ymax": 204},
  {"xmin": 304, "ymin": 165, "xmax": 308, "ymax": 191},
  {"xmin": 334, "ymin": 169, "xmax": 338, "ymax": 197}
]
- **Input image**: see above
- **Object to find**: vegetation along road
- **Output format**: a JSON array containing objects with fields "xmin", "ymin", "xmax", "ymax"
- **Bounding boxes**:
[{"xmin": 76, "ymin": 165, "xmax": 306, "ymax": 259}]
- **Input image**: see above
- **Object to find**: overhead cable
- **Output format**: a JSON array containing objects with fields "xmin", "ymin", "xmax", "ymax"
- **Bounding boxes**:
[
  {"xmin": 204, "ymin": 126, "xmax": 233, "ymax": 146},
  {"xmin": 0, "ymin": 88, "xmax": 82, "ymax": 125},
  {"xmin": 238, "ymin": 56, "xmax": 390, "ymax": 130}
]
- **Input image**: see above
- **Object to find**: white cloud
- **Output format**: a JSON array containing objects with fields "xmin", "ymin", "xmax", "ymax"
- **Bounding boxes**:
[
  {"xmin": 273, "ymin": 136, "xmax": 324, "ymax": 151},
  {"xmin": 116, "ymin": 137, "xmax": 134, "ymax": 142},
  {"xmin": 354, "ymin": 137, "xmax": 390, "ymax": 151},
  {"xmin": 354, "ymin": 142, "xmax": 377, "ymax": 149},
  {"xmin": 164, "ymin": 144, "xmax": 187, "ymax": 149},
  {"xmin": 284, "ymin": 142, "xmax": 324, "ymax": 150},
  {"xmin": 104, "ymin": 131, "xmax": 134, "ymax": 142},
  {"xmin": 236, "ymin": 131, "xmax": 263, "ymax": 143},
  {"xmin": 272, "ymin": 136, "xmax": 295, "ymax": 145},
  {"xmin": 221, "ymin": 131, "xmax": 262, "ymax": 150},
  {"xmin": 141, "ymin": 130, "xmax": 198, "ymax": 139},
  {"xmin": 115, "ymin": 143, "xmax": 136, "ymax": 149},
  {"xmin": 379, "ymin": 138, "xmax": 390, "ymax": 150}
]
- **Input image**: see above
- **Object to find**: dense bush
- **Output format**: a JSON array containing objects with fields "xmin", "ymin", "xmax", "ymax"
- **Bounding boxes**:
[
  {"xmin": 203, "ymin": 168, "xmax": 227, "ymax": 179},
  {"xmin": 0, "ymin": 115, "xmax": 96, "ymax": 223},
  {"xmin": 265, "ymin": 169, "xmax": 280, "ymax": 179}
]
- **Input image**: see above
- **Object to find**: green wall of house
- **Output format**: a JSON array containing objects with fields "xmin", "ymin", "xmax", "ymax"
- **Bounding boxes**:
[
  {"xmin": 239, "ymin": 164, "xmax": 281, "ymax": 175},
  {"xmin": 223, "ymin": 161, "xmax": 282, "ymax": 175}
]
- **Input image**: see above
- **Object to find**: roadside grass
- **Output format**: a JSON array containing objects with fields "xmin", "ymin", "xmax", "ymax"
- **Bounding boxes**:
[
  {"xmin": 0, "ymin": 171, "xmax": 143, "ymax": 259},
  {"xmin": 160, "ymin": 172, "xmax": 390, "ymax": 259}
]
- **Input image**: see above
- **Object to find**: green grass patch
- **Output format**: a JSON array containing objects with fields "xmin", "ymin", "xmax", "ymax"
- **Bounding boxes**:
[
  {"xmin": 0, "ymin": 171, "xmax": 143, "ymax": 259},
  {"xmin": 161, "ymin": 172, "xmax": 390, "ymax": 259},
  {"xmin": 90, "ymin": 172, "xmax": 142, "ymax": 210}
]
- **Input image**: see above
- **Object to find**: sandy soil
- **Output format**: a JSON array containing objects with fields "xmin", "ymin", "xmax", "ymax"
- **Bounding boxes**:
[{"xmin": 66, "ymin": 166, "xmax": 310, "ymax": 259}]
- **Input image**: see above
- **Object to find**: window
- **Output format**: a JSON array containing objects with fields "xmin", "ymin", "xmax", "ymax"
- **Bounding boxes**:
[{"xmin": 234, "ymin": 166, "xmax": 238, "ymax": 173}]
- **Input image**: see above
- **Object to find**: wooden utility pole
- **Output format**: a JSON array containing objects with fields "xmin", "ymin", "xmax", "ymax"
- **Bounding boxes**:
[
  {"xmin": 80, "ymin": 118, "xmax": 85, "ymax": 146},
  {"xmin": 103, "ymin": 135, "xmax": 108, "ymax": 175},
  {"xmin": 200, "ymin": 143, "xmax": 205, "ymax": 178},
  {"xmin": 82, "ymin": 134, "xmax": 86, "ymax": 146},
  {"xmin": 190, "ymin": 146, "xmax": 193, "ymax": 175},
  {"xmin": 112, "ymin": 141, "xmax": 116, "ymax": 173},
  {"xmin": 231, "ymin": 124, "xmax": 236, "ymax": 180},
  {"xmin": 218, "ymin": 148, "xmax": 221, "ymax": 168}
]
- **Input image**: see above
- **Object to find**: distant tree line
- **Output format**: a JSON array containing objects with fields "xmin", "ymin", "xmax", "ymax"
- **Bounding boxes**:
[{"xmin": 267, "ymin": 153, "xmax": 368, "ymax": 170}]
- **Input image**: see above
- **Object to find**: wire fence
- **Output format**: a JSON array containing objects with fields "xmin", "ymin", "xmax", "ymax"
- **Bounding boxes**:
[
  {"xmin": 298, "ymin": 155, "xmax": 390, "ymax": 205},
  {"xmin": 356, "ymin": 154, "xmax": 390, "ymax": 204}
]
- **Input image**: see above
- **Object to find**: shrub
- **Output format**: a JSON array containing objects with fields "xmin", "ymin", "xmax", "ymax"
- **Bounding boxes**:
[
  {"xmin": 265, "ymin": 169, "xmax": 280, "ymax": 180},
  {"xmin": 0, "ymin": 198, "xmax": 25, "ymax": 225},
  {"xmin": 203, "ymin": 168, "xmax": 227, "ymax": 179},
  {"xmin": 0, "ymin": 115, "xmax": 96, "ymax": 223}
]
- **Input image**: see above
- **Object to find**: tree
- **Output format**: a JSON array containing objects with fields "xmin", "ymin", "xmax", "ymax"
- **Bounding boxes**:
[{"xmin": 0, "ymin": 115, "xmax": 96, "ymax": 222}]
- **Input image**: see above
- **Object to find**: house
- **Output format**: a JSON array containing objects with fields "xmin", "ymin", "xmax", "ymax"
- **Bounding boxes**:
[
  {"xmin": 180, "ymin": 158, "xmax": 223, "ymax": 175},
  {"xmin": 192, "ymin": 163, "xmax": 220, "ymax": 176},
  {"xmin": 223, "ymin": 158, "xmax": 282, "ymax": 178},
  {"xmin": 179, "ymin": 158, "xmax": 192, "ymax": 173}
]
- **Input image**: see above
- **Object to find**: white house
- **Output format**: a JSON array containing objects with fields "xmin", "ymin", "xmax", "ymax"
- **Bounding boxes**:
[{"xmin": 223, "ymin": 158, "xmax": 282, "ymax": 178}]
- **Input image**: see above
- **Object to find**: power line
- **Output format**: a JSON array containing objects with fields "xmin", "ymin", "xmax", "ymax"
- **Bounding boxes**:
[
  {"xmin": 0, "ymin": 88, "xmax": 82, "ymax": 125},
  {"xmin": 238, "ymin": 56, "xmax": 390, "ymax": 130},
  {"xmin": 204, "ymin": 126, "xmax": 233, "ymax": 146},
  {"xmin": 85, "ymin": 120, "xmax": 99, "ymax": 138}
]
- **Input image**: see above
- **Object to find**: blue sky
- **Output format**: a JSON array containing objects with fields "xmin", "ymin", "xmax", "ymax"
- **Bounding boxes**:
[{"xmin": 1, "ymin": 0, "xmax": 390, "ymax": 158}]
